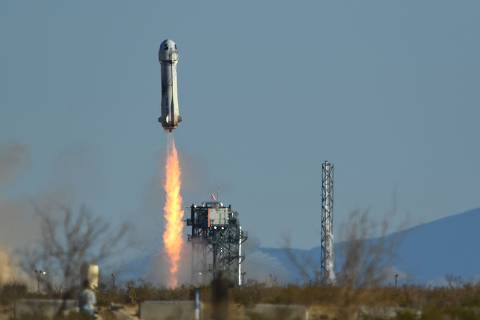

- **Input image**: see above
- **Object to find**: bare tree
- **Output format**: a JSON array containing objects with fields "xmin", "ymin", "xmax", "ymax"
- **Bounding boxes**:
[
  {"xmin": 282, "ymin": 236, "xmax": 321, "ymax": 284},
  {"xmin": 283, "ymin": 210, "xmax": 399, "ymax": 286},
  {"xmin": 337, "ymin": 210, "xmax": 397, "ymax": 288},
  {"xmin": 22, "ymin": 203, "xmax": 130, "ymax": 296},
  {"xmin": 283, "ymin": 210, "xmax": 402, "ymax": 319},
  {"xmin": 334, "ymin": 210, "xmax": 401, "ymax": 320}
]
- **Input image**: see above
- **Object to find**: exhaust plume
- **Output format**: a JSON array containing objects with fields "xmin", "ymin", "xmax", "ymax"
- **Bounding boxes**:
[{"xmin": 162, "ymin": 137, "xmax": 184, "ymax": 288}]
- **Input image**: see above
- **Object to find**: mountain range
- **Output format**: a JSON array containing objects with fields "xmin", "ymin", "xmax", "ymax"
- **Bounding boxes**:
[
  {"xmin": 120, "ymin": 208, "xmax": 480, "ymax": 285},
  {"xmin": 260, "ymin": 208, "xmax": 480, "ymax": 284}
]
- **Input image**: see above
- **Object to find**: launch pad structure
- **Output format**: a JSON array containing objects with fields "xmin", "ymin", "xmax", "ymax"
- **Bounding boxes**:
[
  {"xmin": 187, "ymin": 200, "xmax": 247, "ymax": 286},
  {"xmin": 321, "ymin": 161, "xmax": 336, "ymax": 284}
]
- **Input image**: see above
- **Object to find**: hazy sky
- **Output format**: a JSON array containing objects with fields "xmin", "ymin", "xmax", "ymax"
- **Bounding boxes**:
[{"xmin": 2, "ymin": 1, "xmax": 480, "ymax": 248}]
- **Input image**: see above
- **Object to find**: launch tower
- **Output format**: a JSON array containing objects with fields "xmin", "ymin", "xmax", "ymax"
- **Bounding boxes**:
[
  {"xmin": 321, "ymin": 161, "xmax": 336, "ymax": 284},
  {"xmin": 187, "ymin": 200, "xmax": 247, "ymax": 286}
]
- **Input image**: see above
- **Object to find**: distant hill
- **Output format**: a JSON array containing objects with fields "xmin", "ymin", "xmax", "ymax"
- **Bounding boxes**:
[
  {"xmin": 119, "ymin": 208, "xmax": 480, "ymax": 285},
  {"xmin": 261, "ymin": 208, "xmax": 480, "ymax": 284}
]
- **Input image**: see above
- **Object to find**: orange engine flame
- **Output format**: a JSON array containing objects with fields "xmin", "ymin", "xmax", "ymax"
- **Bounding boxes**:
[{"xmin": 163, "ymin": 138, "xmax": 184, "ymax": 288}]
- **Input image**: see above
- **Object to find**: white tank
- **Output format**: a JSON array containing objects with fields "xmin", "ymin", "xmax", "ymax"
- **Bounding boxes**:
[{"xmin": 81, "ymin": 263, "xmax": 99, "ymax": 290}]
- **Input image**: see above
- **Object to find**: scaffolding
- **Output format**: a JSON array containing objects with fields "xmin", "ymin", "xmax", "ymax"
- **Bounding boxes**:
[{"xmin": 187, "ymin": 201, "xmax": 247, "ymax": 286}]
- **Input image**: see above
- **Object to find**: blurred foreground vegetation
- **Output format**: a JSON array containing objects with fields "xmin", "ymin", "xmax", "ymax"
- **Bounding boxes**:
[
  {"xmin": 3, "ymin": 280, "xmax": 480, "ymax": 319},
  {"xmin": 1, "ymin": 209, "xmax": 476, "ymax": 319}
]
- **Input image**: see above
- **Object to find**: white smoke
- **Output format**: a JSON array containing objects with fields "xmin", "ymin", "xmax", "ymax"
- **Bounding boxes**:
[
  {"xmin": 0, "ymin": 143, "xmax": 29, "ymax": 188},
  {"xmin": 0, "ymin": 247, "xmax": 29, "ymax": 285},
  {"xmin": 242, "ymin": 235, "xmax": 290, "ymax": 284},
  {"xmin": 0, "ymin": 143, "xmax": 87, "ymax": 287},
  {"xmin": 147, "ymin": 243, "xmax": 193, "ymax": 287},
  {"xmin": 146, "ymin": 231, "xmax": 292, "ymax": 287},
  {"xmin": 0, "ymin": 144, "xmax": 32, "ymax": 284},
  {"xmin": 244, "ymin": 250, "xmax": 290, "ymax": 284}
]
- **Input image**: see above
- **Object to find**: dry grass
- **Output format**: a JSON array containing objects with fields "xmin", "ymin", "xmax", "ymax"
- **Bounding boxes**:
[
  {"xmin": 4, "ymin": 281, "xmax": 480, "ymax": 319},
  {"xmin": 2, "ymin": 210, "xmax": 476, "ymax": 319}
]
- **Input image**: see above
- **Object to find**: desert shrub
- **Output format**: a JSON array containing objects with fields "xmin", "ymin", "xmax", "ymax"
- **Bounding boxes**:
[
  {"xmin": 444, "ymin": 306, "xmax": 480, "ymax": 320},
  {"xmin": 16, "ymin": 315, "xmax": 50, "ymax": 320},
  {"xmin": 0, "ymin": 282, "xmax": 27, "ymax": 305},
  {"xmin": 59, "ymin": 312, "xmax": 92, "ymax": 320},
  {"xmin": 393, "ymin": 311, "xmax": 418, "ymax": 320},
  {"xmin": 96, "ymin": 280, "xmax": 193, "ymax": 306},
  {"xmin": 96, "ymin": 288, "xmax": 125, "ymax": 306},
  {"xmin": 231, "ymin": 283, "xmax": 265, "ymax": 306},
  {"xmin": 419, "ymin": 306, "xmax": 444, "ymax": 320},
  {"xmin": 16, "ymin": 313, "xmax": 84, "ymax": 320}
]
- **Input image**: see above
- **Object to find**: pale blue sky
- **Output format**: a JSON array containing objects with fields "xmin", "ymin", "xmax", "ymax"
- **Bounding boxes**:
[{"xmin": 2, "ymin": 1, "xmax": 480, "ymax": 248}]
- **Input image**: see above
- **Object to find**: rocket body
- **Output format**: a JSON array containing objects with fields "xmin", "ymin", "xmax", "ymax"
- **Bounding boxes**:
[{"xmin": 159, "ymin": 39, "xmax": 182, "ymax": 132}]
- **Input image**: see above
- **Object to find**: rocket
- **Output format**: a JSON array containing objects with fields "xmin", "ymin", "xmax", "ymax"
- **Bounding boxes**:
[{"xmin": 158, "ymin": 39, "xmax": 182, "ymax": 132}]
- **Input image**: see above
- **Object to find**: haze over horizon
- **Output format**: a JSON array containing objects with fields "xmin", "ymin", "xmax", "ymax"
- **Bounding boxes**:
[{"xmin": 2, "ymin": 0, "xmax": 480, "ymax": 249}]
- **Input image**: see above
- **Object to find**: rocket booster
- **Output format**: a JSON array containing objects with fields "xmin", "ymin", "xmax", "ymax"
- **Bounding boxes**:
[{"xmin": 158, "ymin": 39, "xmax": 182, "ymax": 132}]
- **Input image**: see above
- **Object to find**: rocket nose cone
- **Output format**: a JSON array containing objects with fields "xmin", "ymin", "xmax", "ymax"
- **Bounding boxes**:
[
  {"xmin": 161, "ymin": 39, "xmax": 176, "ymax": 48},
  {"xmin": 159, "ymin": 39, "xmax": 178, "ymax": 62}
]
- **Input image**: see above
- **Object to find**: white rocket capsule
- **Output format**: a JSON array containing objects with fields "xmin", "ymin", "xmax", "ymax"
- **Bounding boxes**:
[{"xmin": 158, "ymin": 39, "xmax": 182, "ymax": 132}]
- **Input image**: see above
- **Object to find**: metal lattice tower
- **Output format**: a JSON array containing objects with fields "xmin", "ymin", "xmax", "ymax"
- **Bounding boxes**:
[
  {"xmin": 321, "ymin": 161, "xmax": 336, "ymax": 284},
  {"xmin": 187, "ymin": 201, "xmax": 247, "ymax": 286}
]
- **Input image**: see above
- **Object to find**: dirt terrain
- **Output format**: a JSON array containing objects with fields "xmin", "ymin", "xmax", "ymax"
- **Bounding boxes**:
[{"xmin": 0, "ymin": 307, "xmax": 11, "ymax": 320}]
